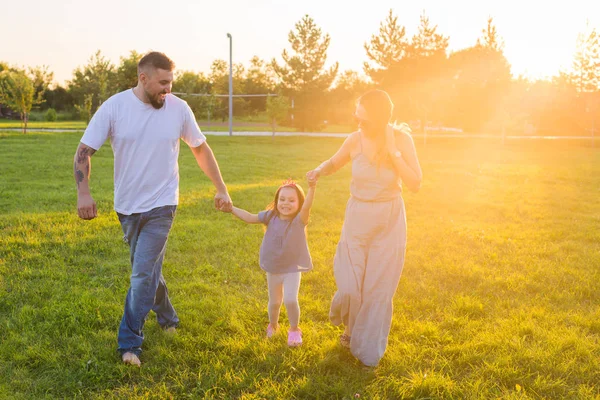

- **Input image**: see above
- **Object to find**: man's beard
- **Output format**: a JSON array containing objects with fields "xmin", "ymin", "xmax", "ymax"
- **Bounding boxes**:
[{"xmin": 146, "ymin": 89, "xmax": 166, "ymax": 109}]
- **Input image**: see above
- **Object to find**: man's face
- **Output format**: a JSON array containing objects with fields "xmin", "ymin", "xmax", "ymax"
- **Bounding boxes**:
[{"xmin": 141, "ymin": 68, "xmax": 173, "ymax": 109}]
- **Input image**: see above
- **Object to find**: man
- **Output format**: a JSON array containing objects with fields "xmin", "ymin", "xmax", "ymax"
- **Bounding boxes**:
[{"xmin": 73, "ymin": 51, "xmax": 232, "ymax": 366}]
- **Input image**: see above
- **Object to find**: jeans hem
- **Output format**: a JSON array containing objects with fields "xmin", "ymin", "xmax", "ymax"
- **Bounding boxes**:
[{"xmin": 118, "ymin": 347, "xmax": 142, "ymax": 356}]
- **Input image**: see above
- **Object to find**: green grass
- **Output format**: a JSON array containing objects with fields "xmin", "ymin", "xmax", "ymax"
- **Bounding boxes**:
[
  {"xmin": 1, "ymin": 130, "xmax": 599, "ymax": 399},
  {"xmin": 0, "ymin": 119, "xmax": 353, "ymax": 133},
  {"xmin": 0, "ymin": 120, "xmax": 88, "ymax": 129}
]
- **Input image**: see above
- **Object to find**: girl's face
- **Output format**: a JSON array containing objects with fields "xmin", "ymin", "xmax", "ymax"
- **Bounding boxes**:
[{"xmin": 277, "ymin": 187, "xmax": 300, "ymax": 219}]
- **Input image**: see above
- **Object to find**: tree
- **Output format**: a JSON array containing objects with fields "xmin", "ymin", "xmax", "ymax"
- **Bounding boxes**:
[
  {"xmin": 477, "ymin": 17, "xmax": 504, "ymax": 52},
  {"xmin": 114, "ymin": 50, "xmax": 142, "ymax": 92},
  {"xmin": 363, "ymin": 9, "xmax": 408, "ymax": 84},
  {"xmin": 0, "ymin": 69, "xmax": 42, "ymax": 133},
  {"xmin": 243, "ymin": 56, "xmax": 276, "ymax": 114},
  {"xmin": 75, "ymin": 93, "xmax": 93, "ymax": 122},
  {"xmin": 328, "ymin": 70, "xmax": 372, "ymax": 125},
  {"xmin": 409, "ymin": 11, "xmax": 449, "ymax": 58},
  {"xmin": 209, "ymin": 59, "xmax": 248, "ymax": 121},
  {"xmin": 43, "ymin": 85, "xmax": 74, "ymax": 111},
  {"xmin": 68, "ymin": 50, "xmax": 116, "ymax": 116},
  {"xmin": 266, "ymin": 95, "xmax": 289, "ymax": 136},
  {"xmin": 272, "ymin": 15, "xmax": 338, "ymax": 131},
  {"xmin": 568, "ymin": 23, "xmax": 600, "ymax": 139},
  {"xmin": 381, "ymin": 12, "xmax": 450, "ymax": 128},
  {"xmin": 507, "ymin": 76, "xmax": 582, "ymax": 136},
  {"xmin": 445, "ymin": 18, "xmax": 511, "ymax": 132},
  {"xmin": 571, "ymin": 22, "xmax": 599, "ymax": 93},
  {"xmin": 27, "ymin": 65, "xmax": 53, "ymax": 109},
  {"xmin": 173, "ymin": 71, "xmax": 212, "ymax": 120}
]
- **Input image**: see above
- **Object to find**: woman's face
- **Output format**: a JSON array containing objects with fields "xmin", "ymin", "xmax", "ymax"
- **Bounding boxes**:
[{"xmin": 355, "ymin": 103, "xmax": 385, "ymax": 138}]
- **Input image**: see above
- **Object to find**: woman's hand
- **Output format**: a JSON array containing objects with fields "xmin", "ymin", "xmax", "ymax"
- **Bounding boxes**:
[
  {"xmin": 306, "ymin": 169, "xmax": 320, "ymax": 187},
  {"xmin": 386, "ymin": 123, "xmax": 412, "ymax": 156}
]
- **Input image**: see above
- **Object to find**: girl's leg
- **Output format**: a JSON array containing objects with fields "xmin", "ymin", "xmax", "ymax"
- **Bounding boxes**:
[
  {"xmin": 282, "ymin": 272, "xmax": 302, "ymax": 330},
  {"xmin": 266, "ymin": 273, "xmax": 284, "ymax": 329}
]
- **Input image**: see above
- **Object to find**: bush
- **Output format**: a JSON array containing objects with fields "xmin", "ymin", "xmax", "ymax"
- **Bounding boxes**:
[
  {"xmin": 27, "ymin": 111, "xmax": 44, "ymax": 122},
  {"xmin": 45, "ymin": 108, "xmax": 57, "ymax": 122}
]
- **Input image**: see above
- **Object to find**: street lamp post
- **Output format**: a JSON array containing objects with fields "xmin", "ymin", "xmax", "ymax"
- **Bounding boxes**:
[
  {"xmin": 227, "ymin": 33, "xmax": 233, "ymax": 137},
  {"xmin": 593, "ymin": 117, "xmax": 596, "ymax": 148}
]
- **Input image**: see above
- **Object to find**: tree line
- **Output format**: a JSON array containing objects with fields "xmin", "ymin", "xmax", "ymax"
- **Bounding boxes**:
[{"xmin": 1, "ymin": 11, "xmax": 599, "ymax": 135}]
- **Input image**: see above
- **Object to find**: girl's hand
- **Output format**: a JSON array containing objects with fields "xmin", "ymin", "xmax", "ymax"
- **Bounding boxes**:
[{"xmin": 215, "ymin": 191, "xmax": 233, "ymax": 213}]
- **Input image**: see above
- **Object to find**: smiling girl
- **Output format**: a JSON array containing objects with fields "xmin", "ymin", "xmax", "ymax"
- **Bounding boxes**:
[{"xmin": 225, "ymin": 178, "xmax": 316, "ymax": 347}]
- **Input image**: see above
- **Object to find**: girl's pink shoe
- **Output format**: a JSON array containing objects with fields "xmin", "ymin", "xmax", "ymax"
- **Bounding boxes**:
[{"xmin": 287, "ymin": 329, "xmax": 302, "ymax": 347}]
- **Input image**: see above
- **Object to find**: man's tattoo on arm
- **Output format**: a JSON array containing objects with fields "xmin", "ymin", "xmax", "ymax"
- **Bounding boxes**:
[
  {"xmin": 76, "ymin": 146, "xmax": 96, "ymax": 164},
  {"xmin": 74, "ymin": 161, "xmax": 84, "ymax": 188},
  {"xmin": 75, "ymin": 169, "xmax": 84, "ymax": 188},
  {"xmin": 74, "ymin": 147, "xmax": 93, "ymax": 189}
]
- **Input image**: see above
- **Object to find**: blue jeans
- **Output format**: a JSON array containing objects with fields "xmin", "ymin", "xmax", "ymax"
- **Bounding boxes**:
[{"xmin": 116, "ymin": 205, "xmax": 179, "ymax": 356}]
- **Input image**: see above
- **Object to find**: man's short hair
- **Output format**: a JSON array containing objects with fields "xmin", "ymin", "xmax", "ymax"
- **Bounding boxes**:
[{"xmin": 137, "ymin": 52, "xmax": 175, "ymax": 75}]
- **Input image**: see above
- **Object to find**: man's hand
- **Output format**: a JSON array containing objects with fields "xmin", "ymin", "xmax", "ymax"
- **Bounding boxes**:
[
  {"xmin": 77, "ymin": 193, "xmax": 98, "ymax": 220},
  {"xmin": 215, "ymin": 191, "xmax": 233, "ymax": 212}
]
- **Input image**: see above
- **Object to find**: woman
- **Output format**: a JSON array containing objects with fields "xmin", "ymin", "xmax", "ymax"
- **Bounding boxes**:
[{"xmin": 306, "ymin": 89, "xmax": 422, "ymax": 366}]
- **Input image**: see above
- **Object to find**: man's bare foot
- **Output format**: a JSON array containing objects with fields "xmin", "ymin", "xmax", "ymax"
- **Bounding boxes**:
[
  {"xmin": 122, "ymin": 352, "xmax": 141, "ymax": 367},
  {"xmin": 165, "ymin": 326, "xmax": 177, "ymax": 334}
]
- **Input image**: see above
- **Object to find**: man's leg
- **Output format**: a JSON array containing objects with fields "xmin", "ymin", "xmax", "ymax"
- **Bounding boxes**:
[
  {"xmin": 153, "ymin": 274, "xmax": 179, "ymax": 330},
  {"xmin": 117, "ymin": 206, "xmax": 176, "ymax": 360}
]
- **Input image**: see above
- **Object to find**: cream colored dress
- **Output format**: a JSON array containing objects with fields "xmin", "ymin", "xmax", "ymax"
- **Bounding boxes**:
[{"xmin": 329, "ymin": 134, "xmax": 407, "ymax": 366}]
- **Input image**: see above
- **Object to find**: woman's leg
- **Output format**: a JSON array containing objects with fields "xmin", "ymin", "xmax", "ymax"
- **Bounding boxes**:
[
  {"xmin": 329, "ymin": 199, "xmax": 370, "ymax": 337},
  {"xmin": 351, "ymin": 199, "xmax": 407, "ymax": 367}
]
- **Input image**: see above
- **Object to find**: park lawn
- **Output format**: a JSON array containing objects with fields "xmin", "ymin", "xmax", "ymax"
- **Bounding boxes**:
[
  {"xmin": 0, "ymin": 119, "xmax": 353, "ymax": 134},
  {"xmin": 0, "ymin": 130, "xmax": 599, "ymax": 399}
]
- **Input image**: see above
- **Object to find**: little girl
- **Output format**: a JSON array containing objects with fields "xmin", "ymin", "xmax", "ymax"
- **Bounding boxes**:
[{"xmin": 226, "ymin": 178, "xmax": 316, "ymax": 346}]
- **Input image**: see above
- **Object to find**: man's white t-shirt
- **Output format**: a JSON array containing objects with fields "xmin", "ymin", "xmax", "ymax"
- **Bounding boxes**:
[{"xmin": 80, "ymin": 89, "xmax": 206, "ymax": 215}]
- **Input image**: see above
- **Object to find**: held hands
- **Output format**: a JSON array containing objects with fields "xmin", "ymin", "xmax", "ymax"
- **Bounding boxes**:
[
  {"xmin": 215, "ymin": 191, "xmax": 233, "ymax": 213},
  {"xmin": 306, "ymin": 169, "xmax": 320, "ymax": 188}
]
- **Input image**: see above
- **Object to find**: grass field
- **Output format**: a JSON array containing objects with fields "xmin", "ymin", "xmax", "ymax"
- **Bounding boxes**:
[
  {"xmin": 0, "ymin": 120, "xmax": 89, "ymax": 130},
  {"xmin": 1, "ymin": 130, "xmax": 599, "ymax": 399},
  {"xmin": 0, "ymin": 119, "xmax": 353, "ymax": 134}
]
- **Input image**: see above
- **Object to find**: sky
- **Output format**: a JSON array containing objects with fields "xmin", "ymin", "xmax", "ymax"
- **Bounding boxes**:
[{"xmin": 1, "ymin": 0, "xmax": 599, "ymax": 86}]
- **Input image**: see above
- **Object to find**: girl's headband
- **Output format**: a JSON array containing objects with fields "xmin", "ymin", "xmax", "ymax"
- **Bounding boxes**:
[{"xmin": 279, "ymin": 179, "xmax": 297, "ymax": 188}]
